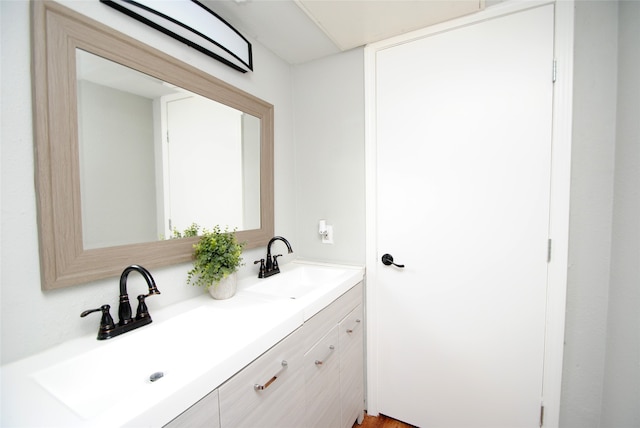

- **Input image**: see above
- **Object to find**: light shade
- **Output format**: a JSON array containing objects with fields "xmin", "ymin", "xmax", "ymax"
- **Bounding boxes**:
[{"xmin": 101, "ymin": 0, "xmax": 253, "ymax": 73}]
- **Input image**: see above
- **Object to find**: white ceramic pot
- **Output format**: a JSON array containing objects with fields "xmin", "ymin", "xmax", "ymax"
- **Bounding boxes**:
[{"xmin": 208, "ymin": 272, "xmax": 238, "ymax": 300}]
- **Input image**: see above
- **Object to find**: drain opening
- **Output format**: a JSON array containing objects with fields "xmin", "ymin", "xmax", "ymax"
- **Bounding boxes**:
[{"xmin": 149, "ymin": 371, "xmax": 164, "ymax": 382}]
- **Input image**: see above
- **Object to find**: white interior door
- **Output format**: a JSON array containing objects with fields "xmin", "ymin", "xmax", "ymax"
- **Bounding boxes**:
[
  {"xmin": 374, "ymin": 5, "xmax": 554, "ymax": 427},
  {"xmin": 164, "ymin": 95, "xmax": 243, "ymax": 235}
]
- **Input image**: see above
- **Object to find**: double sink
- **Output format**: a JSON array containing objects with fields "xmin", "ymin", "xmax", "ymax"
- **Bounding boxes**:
[{"xmin": 2, "ymin": 261, "xmax": 364, "ymax": 427}]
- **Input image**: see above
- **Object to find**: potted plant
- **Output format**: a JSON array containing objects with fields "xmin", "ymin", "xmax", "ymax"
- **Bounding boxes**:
[{"xmin": 184, "ymin": 225, "xmax": 245, "ymax": 300}]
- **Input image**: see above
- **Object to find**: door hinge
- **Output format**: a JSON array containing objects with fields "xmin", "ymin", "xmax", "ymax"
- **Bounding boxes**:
[
  {"xmin": 539, "ymin": 404, "xmax": 545, "ymax": 427},
  {"xmin": 547, "ymin": 239, "xmax": 552, "ymax": 263},
  {"xmin": 552, "ymin": 59, "xmax": 557, "ymax": 83}
]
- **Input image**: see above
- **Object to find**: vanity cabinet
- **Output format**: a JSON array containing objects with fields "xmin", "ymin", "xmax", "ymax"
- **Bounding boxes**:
[
  {"xmin": 164, "ymin": 281, "xmax": 364, "ymax": 428},
  {"xmin": 339, "ymin": 303, "xmax": 364, "ymax": 428},
  {"xmin": 303, "ymin": 282, "xmax": 364, "ymax": 428},
  {"xmin": 218, "ymin": 327, "xmax": 305, "ymax": 428},
  {"xmin": 163, "ymin": 389, "xmax": 220, "ymax": 428}
]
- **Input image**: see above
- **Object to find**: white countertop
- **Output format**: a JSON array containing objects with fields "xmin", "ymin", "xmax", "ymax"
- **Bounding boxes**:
[{"xmin": 0, "ymin": 261, "xmax": 364, "ymax": 427}]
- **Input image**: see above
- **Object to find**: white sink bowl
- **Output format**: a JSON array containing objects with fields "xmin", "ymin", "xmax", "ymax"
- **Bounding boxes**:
[
  {"xmin": 242, "ymin": 263, "xmax": 348, "ymax": 299},
  {"xmin": 240, "ymin": 261, "xmax": 364, "ymax": 319},
  {"xmin": 29, "ymin": 293, "xmax": 303, "ymax": 425},
  {"xmin": 32, "ymin": 306, "xmax": 219, "ymax": 420}
]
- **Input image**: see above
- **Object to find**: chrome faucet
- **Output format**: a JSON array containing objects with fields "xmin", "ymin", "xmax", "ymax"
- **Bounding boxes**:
[
  {"xmin": 81, "ymin": 265, "xmax": 161, "ymax": 340},
  {"xmin": 254, "ymin": 236, "xmax": 293, "ymax": 278}
]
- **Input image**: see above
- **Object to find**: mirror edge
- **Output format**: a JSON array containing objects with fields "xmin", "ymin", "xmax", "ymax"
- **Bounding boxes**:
[{"xmin": 32, "ymin": 1, "xmax": 274, "ymax": 290}]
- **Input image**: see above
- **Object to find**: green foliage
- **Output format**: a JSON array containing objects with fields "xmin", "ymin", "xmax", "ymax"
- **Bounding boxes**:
[
  {"xmin": 171, "ymin": 222, "xmax": 200, "ymax": 239},
  {"xmin": 186, "ymin": 225, "xmax": 245, "ymax": 288}
]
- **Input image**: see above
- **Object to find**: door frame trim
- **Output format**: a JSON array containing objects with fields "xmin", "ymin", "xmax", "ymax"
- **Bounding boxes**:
[{"xmin": 364, "ymin": 1, "xmax": 574, "ymax": 426}]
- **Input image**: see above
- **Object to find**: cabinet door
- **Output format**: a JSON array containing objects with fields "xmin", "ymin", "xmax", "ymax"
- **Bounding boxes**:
[
  {"xmin": 163, "ymin": 389, "xmax": 220, "ymax": 428},
  {"xmin": 305, "ymin": 325, "xmax": 340, "ymax": 428},
  {"xmin": 339, "ymin": 304, "xmax": 364, "ymax": 428},
  {"xmin": 219, "ymin": 328, "xmax": 305, "ymax": 428},
  {"xmin": 304, "ymin": 282, "xmax": 363, "ymax": 351}
]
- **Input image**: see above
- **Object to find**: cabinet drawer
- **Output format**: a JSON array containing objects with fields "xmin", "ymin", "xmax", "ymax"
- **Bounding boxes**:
[
  {"xmin": 304, "ymin": 281, "xmax": 363, "ymax": 350},
  {"xmin": 305, "ymin": 325, "xmax": 340, "ymax": 428},
  {"xmin": 219, "ymin": 328, "xmax": 305, "ymax": 428},
  {"xmin": 163, "ymin": 389, "xmax": 220, "ymax": 428},
  {"xmin": 339, "ymin": 304, "xmax": 364, "ymax": 428}
]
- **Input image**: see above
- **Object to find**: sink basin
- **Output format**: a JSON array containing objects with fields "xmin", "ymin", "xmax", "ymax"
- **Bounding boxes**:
[
  {"xmin": 240, "ymin": 262, "xmax": 364, "ymax": 320},
  {"xmin": 242, "ymin": 263, "xmax": 352, "ymax": 299},
  {"xmin": 28, "ymin": 292, "xmax": 303, "ymax": 426},
  {"xmin": 32, "ymin": 306, "xmax": 218, "ymax": 420}
]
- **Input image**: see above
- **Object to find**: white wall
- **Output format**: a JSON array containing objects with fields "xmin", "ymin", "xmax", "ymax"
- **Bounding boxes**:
[
  {"xmin": 291, "ymin": 49, "xmax": 366, "ymax": 264},
  {"xmin": 78, "ymin": 80, "xmax": 158, "ymax": 248},
  {"xmin": 601, "ymin": 1, "xmax": 640, "ymax": 425},
  {"xmin": 561, "ymin": 1, "xmax": 640, "ymax": 427},
  {"xmin": 560, "ymin": 1, "xmax": 618, "ymax": 426},
  {"xmin": 0, "ymin": 0, "xmax": 296, "ymax": 364}
]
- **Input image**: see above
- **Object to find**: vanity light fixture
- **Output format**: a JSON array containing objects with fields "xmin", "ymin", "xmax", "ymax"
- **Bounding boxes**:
[{"xmin": 101, "ymin": 0, "xmax": 253, "ymax": 73}]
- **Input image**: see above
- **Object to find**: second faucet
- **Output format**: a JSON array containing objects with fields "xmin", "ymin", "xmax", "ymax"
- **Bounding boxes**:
[{"xmin": 255, "ymin": 236, "xmax": 293, "ymax": 278}]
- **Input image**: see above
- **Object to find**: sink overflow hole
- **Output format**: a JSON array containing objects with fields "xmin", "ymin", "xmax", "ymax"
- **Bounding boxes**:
[{"xmin": 149, "ymin": 371, "xmax": 164, "ymax": 382}]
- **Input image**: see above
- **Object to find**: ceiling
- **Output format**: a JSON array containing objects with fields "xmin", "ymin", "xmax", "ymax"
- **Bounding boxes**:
[{"xmin": 201, "ymin": 0, "xmax": 485, "ymax": 65}]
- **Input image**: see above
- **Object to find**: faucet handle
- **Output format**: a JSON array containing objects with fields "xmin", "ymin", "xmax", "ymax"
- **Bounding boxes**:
[
  {"xmin": 81, "ymin": 305, "xmax": 116, "ymax": 339},
  {"xmin": 272, "ymin": 254, "xmax": 283, "ymax": 270},
  {"xmin": 254, "ymin": 259, "xmax": 265, "ymax": 278},
  {"xmin": 135, "ymin": 294, "xmax": 151, "ymax": 320}
]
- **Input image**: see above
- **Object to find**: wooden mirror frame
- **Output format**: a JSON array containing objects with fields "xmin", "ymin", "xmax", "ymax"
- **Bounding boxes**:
[{"xmin": 32, "ymin": 1, "xmax": 274, "ymax": 290}]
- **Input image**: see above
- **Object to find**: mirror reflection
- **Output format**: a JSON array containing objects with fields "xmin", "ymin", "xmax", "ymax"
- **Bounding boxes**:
[{"xmin": 76, "ymin": 50, "xmax": 261, "ymax": 249}]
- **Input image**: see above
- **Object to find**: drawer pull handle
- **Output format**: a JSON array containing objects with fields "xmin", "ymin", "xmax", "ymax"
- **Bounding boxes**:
[
  {"xmin": 315, "ymin": 345, "xmax": 335, "ymax": 366},
  {"xmin": 346, "ymin": 319, "xmax": 361, "ymax": 334},
  {"xmin": 254, "ymin": 360, "xmax": 288, "ymax": 391}
]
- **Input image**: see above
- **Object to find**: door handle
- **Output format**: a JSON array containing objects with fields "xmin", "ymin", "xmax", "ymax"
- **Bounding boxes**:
[{"xmin": 381, "ymin": 253, "xmax": 405, "ymax": 268}]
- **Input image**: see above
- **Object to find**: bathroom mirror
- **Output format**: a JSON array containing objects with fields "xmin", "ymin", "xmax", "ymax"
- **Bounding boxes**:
[
  {"xmin": 76, "ymin": 50, "xmax": 262, "ymax": 249},
  {"xmin": 32, "ymin": 2, "xmax": 274, "ymax": 290}
]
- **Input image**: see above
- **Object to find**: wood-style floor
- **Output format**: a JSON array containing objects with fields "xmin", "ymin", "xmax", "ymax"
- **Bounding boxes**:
[{"xmin": 353, "ymin": 413, "xmax": 416, "ymax": 428}]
